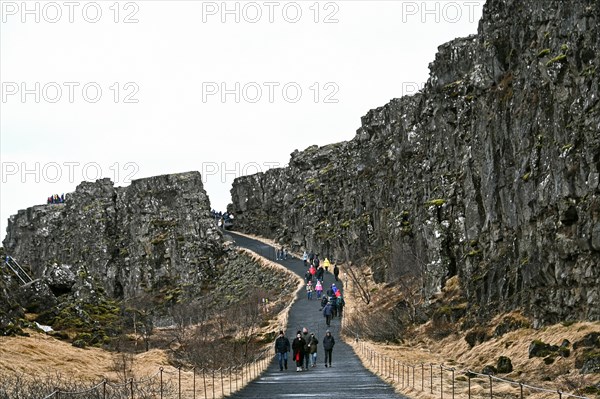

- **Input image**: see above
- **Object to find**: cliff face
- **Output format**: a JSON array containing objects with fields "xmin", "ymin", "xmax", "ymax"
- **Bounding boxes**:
[
  {"xmin": 231, "ymin": 0, "xmax": 600, "ymax": 326},
  {"xmin": 3, "ymin": 172, "xmax": 223, "ymax": 300}
]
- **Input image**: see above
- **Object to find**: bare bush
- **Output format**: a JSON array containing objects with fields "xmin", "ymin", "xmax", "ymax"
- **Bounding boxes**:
[
  {"xmin": 344, "ymin": 262, "xmax": 372, "ymax": 305},
  {"xmin": 389, "ymin": 239, "xmax": 427, "ymax": 323},
  {"xmin": 111, "ymin": 351, "xmax": 135, "ymax": 382},
  {"xmin": 115, "ymin": 293, "xmax": 156, "ymax": 353},
  {"xmin": 344, "ymin": 304, "xmax": 407, "ymax": 342},
  {"xmin": 0, "ymin": 372, "xmax": 172, "ymax": 399},
  {"xmin": 169, "ymin": 287, "xmax": 270, "ymax": 370}
]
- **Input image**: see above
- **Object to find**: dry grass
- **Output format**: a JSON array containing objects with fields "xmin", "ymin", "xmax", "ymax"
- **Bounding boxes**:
[
  {"xmin": 343, "ymin": 276, "xmax": 600, "ymax": 399},
  {"xmin": 0, "ymin": 334, "xmax": 272, "ymax": 398},
  {"xmin": 0, "ymin": 249, "xmax": 303, "ymax": 398}
]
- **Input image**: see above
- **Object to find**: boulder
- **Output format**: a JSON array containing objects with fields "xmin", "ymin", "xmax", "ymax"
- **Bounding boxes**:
[
  {"xmin": 580, "ymin": 352, "xmax": 600, "ymax": 374},
  {"xmin": 15, "ymin": 279, "xmax": 57, "ymax": 313},
  {"xmin": 574, "ymin": 333, "xmax": 600, "ymax": 350},
  {"xmin": 44, "ymin": 263, "xmax": 76, "ymax": 296},
  {"xmin": 529, "ymin": 340, "xmax": 559, "ymax": 358},
  {"xmin": 497, "ymin": 356, "xmax": 513, "ymax": 374}
]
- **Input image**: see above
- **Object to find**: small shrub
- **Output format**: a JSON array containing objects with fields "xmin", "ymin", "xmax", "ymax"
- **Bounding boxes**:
[
  {"xmin": 546, "ymin": 54, "xmax": 567, "ymax": 66},
  {"xmin": 537, "ymin": 48, "xmax": 551, "ymax": 57},
  {"xmin": 497, "ymin": 356, "xmax": 513, "ymax": 373},
  {"xmin": 558, "ymin": 346, "xmax": 571, "ymax": 358},
  {"xmin": 465, "ymin": 328, "xmax": 489, "ymax": 348},
  {"xmin": 426, "ymin": 199, "xmax": 446, "ymax": 207}
]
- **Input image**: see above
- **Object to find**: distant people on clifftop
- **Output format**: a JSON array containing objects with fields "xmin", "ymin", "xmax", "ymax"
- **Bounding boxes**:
[{"xmin": 47, "ymin": 194, "xmax": 64, "ymax": 204}]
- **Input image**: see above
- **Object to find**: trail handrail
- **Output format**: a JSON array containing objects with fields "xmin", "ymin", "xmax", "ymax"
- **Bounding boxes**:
[
  {"xmin": 21, "ymin": 346, "xmax": 272, "ymax": 399},
  {"xmin": 4, "ymin": 255, "xmax": 33, "ymax": 284},
  {"xmin": 352, "ymin": 339, "xmax": 592, "ymax": 399}
]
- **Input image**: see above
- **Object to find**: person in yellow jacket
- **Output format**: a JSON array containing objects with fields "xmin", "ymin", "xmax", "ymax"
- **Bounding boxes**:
[{"xmin": 323, "ymin": 258, "xmax": 331, "ymax": 273}]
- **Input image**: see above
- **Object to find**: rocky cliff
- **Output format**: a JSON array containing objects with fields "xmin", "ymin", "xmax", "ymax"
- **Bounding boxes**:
[
  {"xmin": 3, "ymin": 172, "xmax": 223, "ymax": 300},
  {"xmin": 230, "ymin": 0, "xmax": 600, "ymax": 326}
]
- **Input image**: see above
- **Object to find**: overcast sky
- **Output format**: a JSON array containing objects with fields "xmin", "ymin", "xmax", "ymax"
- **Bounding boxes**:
[{"xmin": 0, "ymin": 0, "xmax": 484, "ymax": 241}]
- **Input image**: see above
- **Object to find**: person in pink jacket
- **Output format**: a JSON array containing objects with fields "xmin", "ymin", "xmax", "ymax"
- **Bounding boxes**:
[{"xmin": 315, "ymin": 280, "xmax": 323, "ymax": 299}]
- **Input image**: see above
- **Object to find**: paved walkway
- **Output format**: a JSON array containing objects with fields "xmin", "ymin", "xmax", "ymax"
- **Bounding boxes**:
[{"xmin": 228, "ymin": 232, "xmax": 408, "ymax": 399}]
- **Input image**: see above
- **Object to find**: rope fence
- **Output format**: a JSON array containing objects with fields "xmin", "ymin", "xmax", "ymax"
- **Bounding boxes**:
[
  {"xmin": 352, "ymin": 340, "xmax": 592, "ymax": 399},
  {"xmin": 38, "ymin": 347, "xmax": 273, "ymax": 399}
]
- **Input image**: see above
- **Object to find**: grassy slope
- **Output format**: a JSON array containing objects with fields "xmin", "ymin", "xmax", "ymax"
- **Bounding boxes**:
[{"xmin": 343, "ymin": 275, "xmax": 600, "ymax": 398}]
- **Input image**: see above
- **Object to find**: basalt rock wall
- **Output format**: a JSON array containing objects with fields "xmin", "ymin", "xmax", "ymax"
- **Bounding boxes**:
[
  {"xmin": 3, "ymin": 172, "xmax": 223, "ymax": 300},
  {"xmin": 231, "ymin": 0, "xmax": 600, "ymax": 326}
]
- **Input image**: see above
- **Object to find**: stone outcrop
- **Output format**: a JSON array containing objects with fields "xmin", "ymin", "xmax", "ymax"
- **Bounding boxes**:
[
  {"xmin": 3, "ymin": 172, "xmax": 223, "ymax": 300},
  {"xmin": 230, "ymin": 0, "xmax": 600, "ymax": 326}
]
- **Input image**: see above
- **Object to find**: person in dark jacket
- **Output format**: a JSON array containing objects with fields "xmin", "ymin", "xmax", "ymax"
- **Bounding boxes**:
[
  {"xmin": 302, "ymin": 327, "xmax": 311, "ymax": 370},
  {"xmin": 337, "ymin": 295, "xmax": 345, "ymax": 317},
  {"xmin": 330, "ymin": 296, "xmax": 338, "ymax": 318},
  {"xmin": 274, "ymin": 330, "xmax": 290, "ymax": 371},
  {"xmin": 333, "ymin": 264, "xmax": 340, "ymax": 281},
  {"xmin": 292, "ymin": 331, "xmax": 306, "ymax": 372},
  {"xmin": 308, "ymin": 333, "xmax": 319, "ymax": 367},
  {"xmin": 316, "ymin": 265, "xmax": 325, "ymax": 282},
  {"xmin": 323, "ymin": 301, "xmax": 333, "ymax": 327},
  {"xmin": 304, "ymin": 269, "xmax": 312, "ymax": 284},
  {"xmin": 326, "ymin": 285, "xmax": 334, "ymax": 298},
  {"xmin": 323, "ymin": 330, "xmax": 335, "ymax": 367},
  {"xmin": 319, "ymin": 295, "xmax": 328, "ymax": 311}
]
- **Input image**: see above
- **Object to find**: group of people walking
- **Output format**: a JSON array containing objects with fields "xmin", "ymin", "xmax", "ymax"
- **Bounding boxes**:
[
  {"xmin": 305, "ymin": 266, "xmax": 345, "ymax": 326},
  {"xmin": 276, "ymin": 246, "xmax": 288, "ymax": 260},
  {"xmin": 275, "ymin": 328, "xmax": 335, "ymax": 371},
  {"xmin": 273, "ymin": 247, "xmax": 346, "ymax": 372},
  {"xmin": 303, "ymin": 252, "xmax": 340, "ymax": 281},
  {"xmin": 320, "ymin": 286, "xmax": 345, "ymax": 326}
]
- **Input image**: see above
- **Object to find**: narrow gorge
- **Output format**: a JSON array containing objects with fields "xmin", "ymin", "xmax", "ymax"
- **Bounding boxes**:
[{"xmin": 230, "ymin": 0, "xmax": 600, "ymax": 327}]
